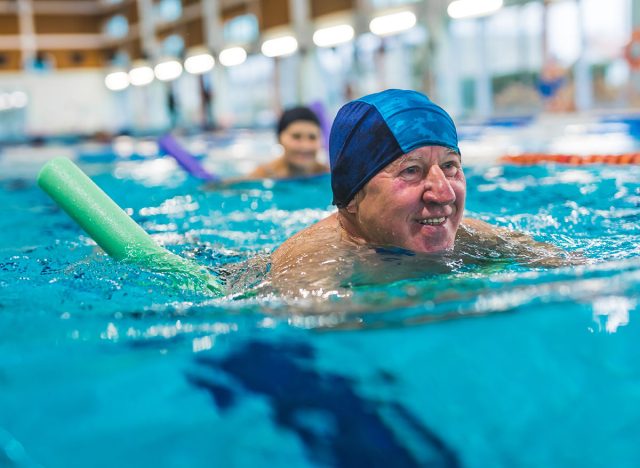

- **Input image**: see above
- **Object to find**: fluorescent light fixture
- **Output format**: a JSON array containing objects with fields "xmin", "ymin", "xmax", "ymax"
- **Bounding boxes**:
[
  {"xmin": 0, "ymin": 93, "xmax": 10, "ymax": 111},
  {"xmin": 154, "ymin": 59, "xmax": 183, "ymax": 81},
  {"xmin": 447, "ymin": 0, "xmax": 503, "ymax": 19},
  {"xmin": 184, "ymin": 53, "xmax": 215, "ymax": 74},
  {"xmin": 128, "ymin": 64, "xmax": 154, "ymax": 86},
  {"xmin": 369, "ymin": 10, "xmax": 416, "ymax": 36},
  {"xmin": 105, "ymin": 71, "xmax": 130, "ymax": 90},
  {"xmin": 9, "ymin": 91, "xmax": 28, "ymax": 108},
  {"xmin": 261, "ymin": 35, "xmax": 298, "ymax": 58},
  {"xmin": 313, "ymin": 24, "xmax": 355, "ymax": 47},
  {"xmin": 219, "ymin": 47, "xmax": 247, "ymax": 67}
]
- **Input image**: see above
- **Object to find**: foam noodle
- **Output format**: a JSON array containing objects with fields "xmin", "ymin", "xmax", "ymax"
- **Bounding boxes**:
[
  {"xmin": 158, "ymin": 134, "xmax": 219, "ymax": 181},
  {"xmin": 309, "ymin": 100, "xmax": 332, "ymax": 149},
  {"xmin": 37, "ymin": 157, "xmax": 224, "ymax": 296}
]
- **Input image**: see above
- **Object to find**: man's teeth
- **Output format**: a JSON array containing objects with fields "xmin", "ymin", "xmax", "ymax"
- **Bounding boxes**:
[{"xmin": 419, "ymin": 217, "xmax": 446, "ymax": 225}]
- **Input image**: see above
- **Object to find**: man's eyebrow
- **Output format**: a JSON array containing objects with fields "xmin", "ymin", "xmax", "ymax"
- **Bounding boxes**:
[
  {"xmin": 445, "ymin": 150, "xmax": 462, "ymax": 160},
  {"xmin": 402, "ymin": 154, "xmax": 423, "ymax": 163},
  {"xmin": 394, "ymin": 149, "xmax": 460, "ymax": 166}
]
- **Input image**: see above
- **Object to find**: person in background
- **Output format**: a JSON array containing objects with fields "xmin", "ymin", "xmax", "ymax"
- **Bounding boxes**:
[
  {"xmin": 203, "ymin": 106, "xmax": 328, "ymax": 190},
  {"xmin": 267, "ymin": 89, "xmax": 583, "ymax": 292},
  {"xmin": 538, "ymin": 58, "xmax": 574, "ymax": 112},
  {"xmin": 247, "ymin": 106, "xmax": 328, "ymax": 179}
]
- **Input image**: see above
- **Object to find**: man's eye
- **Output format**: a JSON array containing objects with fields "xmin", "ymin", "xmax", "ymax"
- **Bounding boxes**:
[
  {"xmin": 401, "ymin": 166, "xmax": 421, "ymax": 177},
  {"xmin": 442, "ymin": 162, "xmax": 459, "ymax": 175}
]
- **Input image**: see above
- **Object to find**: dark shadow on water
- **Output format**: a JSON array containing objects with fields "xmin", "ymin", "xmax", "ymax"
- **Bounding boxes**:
[{"xmin": 186, "ymin": 339, "xmax": 460, "ymax": 468}]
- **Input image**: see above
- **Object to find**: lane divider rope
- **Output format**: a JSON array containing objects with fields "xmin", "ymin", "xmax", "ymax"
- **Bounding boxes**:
[{"xmin": 500, "ymin": 153, "xmax": 640, "ymax": 165}]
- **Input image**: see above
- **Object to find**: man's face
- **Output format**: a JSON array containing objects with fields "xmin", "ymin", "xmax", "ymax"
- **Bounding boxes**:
[
  {"xmin": 279, "ymin": 121, "xmax": 321, "ymax": 171},
  {"xmin": 347, "ymin": 146, "xmax": 466, "ymax": 253}
]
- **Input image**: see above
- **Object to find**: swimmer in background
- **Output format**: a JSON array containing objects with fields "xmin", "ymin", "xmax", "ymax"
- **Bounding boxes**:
[
  {"xmin": 249, "ymin": 106, "xmax": 328, "ymax": 179},
  {"xmin": 538, "ymin": 58, "xmax": 574, "ymax": 112},
  {"xmin": 265, "ymin": 89, "xmax": 583, "ymax": 292},
  {"xmin": 205, "ymin": 106, "xmax": 328, "ymax": 189}
]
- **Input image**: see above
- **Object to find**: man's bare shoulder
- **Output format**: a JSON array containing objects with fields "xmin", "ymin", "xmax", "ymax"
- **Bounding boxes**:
[
  {"xmin": 313, "ymin": 161, "xmax": 330, "ymax": 174},
  {"xmin": 270, "ymin": 214, "xmax": 341, "ymax": 270},
  {"xmin": 460, "ymin": 217, "xmax": 496, "ymax": 234},
  {"xmin": 458, "ymin": 217, "xmax": 513, "ymax": 244},
  {"xmin": 458, "ymin": 217, "xmax": 584, "ymax": 267},
  {"xmin": 248, "ymin": 158, "xmax": 285, "ymax": 178}
]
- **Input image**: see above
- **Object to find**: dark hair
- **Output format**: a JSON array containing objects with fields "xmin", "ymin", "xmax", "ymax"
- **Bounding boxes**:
[{"xmin": 277, "ymin": 106, "xmax": 320, "ymax": 135}]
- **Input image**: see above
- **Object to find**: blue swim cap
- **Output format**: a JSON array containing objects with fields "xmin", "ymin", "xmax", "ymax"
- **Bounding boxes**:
[{"xmin": 329, "ymin": 89, "xmax": 460, "ymax": 207}]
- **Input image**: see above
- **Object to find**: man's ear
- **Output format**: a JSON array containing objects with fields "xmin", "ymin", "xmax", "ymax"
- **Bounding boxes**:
[{"xmin": 345, "ymin": 195, "xmax": 358, "ymax": 214}]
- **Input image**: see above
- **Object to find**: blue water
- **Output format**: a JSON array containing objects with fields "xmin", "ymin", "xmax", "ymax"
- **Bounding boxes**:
[{"xmin": 1, "ymin": 142, "xmax": 640, "ymax": 467}]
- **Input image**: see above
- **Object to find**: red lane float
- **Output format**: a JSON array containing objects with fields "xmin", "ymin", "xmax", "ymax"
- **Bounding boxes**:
[
  {"xmin": 499, "ymin": 152, "xmax": 640, "ymax": 165},
  {"xmin": 625, "ymin": 29, "xmax": 640, "ymax": 71}
]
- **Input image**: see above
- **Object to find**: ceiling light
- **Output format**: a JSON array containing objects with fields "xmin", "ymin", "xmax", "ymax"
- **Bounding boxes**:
[
  {"xmin": 128, "ymin": 63, "xmax": 154, "ymax": 86},
  {"xmin": 369, "ymin": 10, "xmax": 416, "ymax": 37},
  {"xmin": 154, "ymin": 59, "xmax": 183, "ymax": 81},
  {"xmin": 447, "ymin": 0, "xmax": 504, "ymax": 19},
  {"xmin": 219, "ymin": 47, "xmax": 247, "ymax": 67},
  {"xmin": 184, "ymin": 53, "xmax": 215, "ymax": 74},
  {"xmin": 105, "ymin": 71, "xmax": 130, "ymax": 90},
  {"xmin": 261, "ymin": 35, "xmax": 298, "ymax": 58},
  {"xmin": 0, "ymin": 93, "xmax": 10, "ymax": 111},
  {"xmin": 313, "ymin": 24, "xmax": 355, "ymax": 47},
  {"xmin": 9, "ymin": 91, "xmax": 28, "ymax": 108}
]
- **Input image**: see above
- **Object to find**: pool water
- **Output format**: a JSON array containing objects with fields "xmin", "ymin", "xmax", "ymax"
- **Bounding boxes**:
[{"xmin": 1, "ymin": 138, "xmax": 640, "ymax": 467}]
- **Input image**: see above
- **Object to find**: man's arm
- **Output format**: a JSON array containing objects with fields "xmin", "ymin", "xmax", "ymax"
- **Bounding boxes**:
[{"xmin": 459, "ymin": 218, "xmax": 586, "ymax": 267}]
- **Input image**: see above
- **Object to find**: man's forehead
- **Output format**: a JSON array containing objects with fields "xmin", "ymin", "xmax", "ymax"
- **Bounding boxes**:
[{"xmin": 395, "ymin": 147, "xmax": 461, "ymax": 164}]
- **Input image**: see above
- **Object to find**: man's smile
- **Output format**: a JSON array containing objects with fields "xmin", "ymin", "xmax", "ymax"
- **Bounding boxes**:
[{"xmin": 418, "ymin": 216, "xmax": 447, "ymax": 226}]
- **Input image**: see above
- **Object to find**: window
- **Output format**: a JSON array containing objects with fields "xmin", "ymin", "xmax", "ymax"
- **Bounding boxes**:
[
  {"xmin": 223, "ymin": 14, "xmax": 258, "ymax": 45},
  {"xmin": 547, "ymin": 0, "xmax": 580, "ymax": 66},
  {"xmin": 583, "ymin": 0, "xmax": 631, "ymax": 61},
  {"xmin": 104, "ymin": 15, "xmax": 129, "ymax": 39},
  {"xmin": 162, "ymin": 34, "xmax": 185, "ymax": 57},
  {"xmin": 156, "ymin": 0, "xmax": 182, "ymax": 23},
  {"xmin": 109, "ymin": 50, "xmax": 130, "ymax": 67}
]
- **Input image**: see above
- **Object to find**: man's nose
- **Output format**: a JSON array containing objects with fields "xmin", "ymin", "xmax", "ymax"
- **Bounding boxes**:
[{"xmin": 423, "ymin": 165, "xmax": 456, "ymax": 204}]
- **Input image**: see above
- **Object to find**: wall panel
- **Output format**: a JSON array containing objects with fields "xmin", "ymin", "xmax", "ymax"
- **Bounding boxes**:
[
  {"xmin": 0, "ymin": 14, "xmax": 19, "ymax": 35},
  {"xmin": 34, "ymin": 15, "xmax": 102, "ymax": 34},
  {"xmin": 0, "ymin": 50, "xmax": 21, "ymax": 71},
  {"xmin": 37, "ymin": 49, "xmax": 104, "ymax": 68},
  {"xmin": 310, "ymin": 0, "xmax": 353, "ymax": 18},
  {"xmin": 260, "ymin": 0, "xmax": 289, "ymax": 30}
]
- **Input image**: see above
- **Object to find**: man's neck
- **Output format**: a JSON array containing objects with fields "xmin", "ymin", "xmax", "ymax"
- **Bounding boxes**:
[{"xmin": 336, "ymin": 211, "xmax": 368, "ymax": 246}]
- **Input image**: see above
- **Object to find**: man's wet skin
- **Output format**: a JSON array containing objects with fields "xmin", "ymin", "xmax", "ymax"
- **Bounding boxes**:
[{"xmin": 267, "ymin": 216, "xmax": 580, "ymax": 296}]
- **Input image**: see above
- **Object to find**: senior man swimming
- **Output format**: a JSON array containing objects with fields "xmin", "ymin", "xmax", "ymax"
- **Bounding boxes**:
[{"xmin": 264, "ymin": 89, "xmax": 579, "ymax": 292}]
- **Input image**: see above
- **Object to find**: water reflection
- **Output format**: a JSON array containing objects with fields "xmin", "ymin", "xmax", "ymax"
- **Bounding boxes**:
[{"xmin": 592, "ymin": 296, "xmax": 634, "ymax": 333}]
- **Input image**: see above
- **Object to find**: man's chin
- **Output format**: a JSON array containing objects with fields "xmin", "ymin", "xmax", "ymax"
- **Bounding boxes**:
[{"xmin": 408, "ymin": 237, "xmax": 455, "ymax": 254}]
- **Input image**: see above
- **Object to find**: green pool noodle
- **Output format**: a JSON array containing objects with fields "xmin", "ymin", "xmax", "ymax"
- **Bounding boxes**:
[{"xmin": 37, "ymin": 157, "xmax": 224, "ymax": 296}]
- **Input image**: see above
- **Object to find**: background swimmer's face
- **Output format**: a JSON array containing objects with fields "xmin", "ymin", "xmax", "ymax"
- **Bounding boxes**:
[
  {"xmin": 347, "ymin": 146, "xmax": 466, "ymax": 253},
  {"xmin": 279, "ymin": 121, "xmax": 321, "ymax": 171}
]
